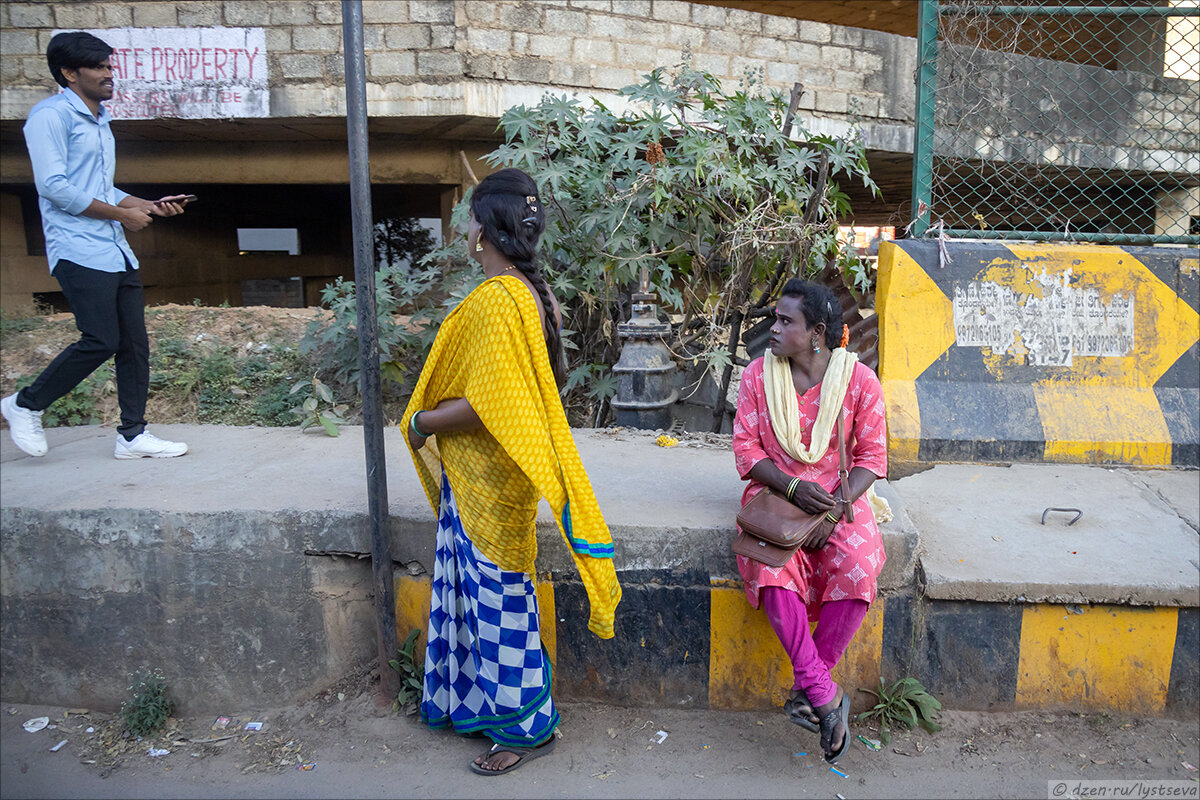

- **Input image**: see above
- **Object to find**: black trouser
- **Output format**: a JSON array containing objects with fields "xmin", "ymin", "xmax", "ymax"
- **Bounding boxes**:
[{"xmin": 17, "ymin": 259, "xmax": 148, "ymax": 439}]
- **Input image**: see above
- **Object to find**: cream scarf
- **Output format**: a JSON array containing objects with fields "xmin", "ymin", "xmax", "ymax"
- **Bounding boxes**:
[{"xmin": 762, "ymin": 348, "xmax": 893, "ymax": 523}]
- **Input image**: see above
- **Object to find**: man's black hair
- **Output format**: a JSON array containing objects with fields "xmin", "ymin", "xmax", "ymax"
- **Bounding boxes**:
[{"xmin": 46, "ymin": 31, "xmax": 113, "ymax": 88}]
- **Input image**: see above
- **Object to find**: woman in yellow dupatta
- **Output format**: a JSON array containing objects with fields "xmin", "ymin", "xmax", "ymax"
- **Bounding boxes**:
[{"xmin": 402, "ymin": 169, "xmax": 621, "ymax": 776}]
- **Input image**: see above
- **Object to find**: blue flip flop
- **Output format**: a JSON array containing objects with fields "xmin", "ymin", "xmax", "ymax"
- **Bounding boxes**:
[{"xmin": 820, "ymin": 692, "xmax": 851, "ymax": 764}]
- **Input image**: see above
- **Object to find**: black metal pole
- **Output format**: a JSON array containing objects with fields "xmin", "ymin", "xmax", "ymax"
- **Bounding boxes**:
[{"xmin": 341, "ymin": 0, "xmax": 399, "ymax": 701}]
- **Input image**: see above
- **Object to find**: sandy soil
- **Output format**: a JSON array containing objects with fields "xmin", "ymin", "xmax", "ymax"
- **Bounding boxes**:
[{"xmin": 3, "ymin": 662, "xmax": 1196, "ymax": 800}]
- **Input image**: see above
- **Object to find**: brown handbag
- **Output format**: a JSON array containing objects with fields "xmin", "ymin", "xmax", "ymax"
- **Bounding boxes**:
[{"xmin": 733, "ymin": 413, "xmax": 852, "ymax": 568}]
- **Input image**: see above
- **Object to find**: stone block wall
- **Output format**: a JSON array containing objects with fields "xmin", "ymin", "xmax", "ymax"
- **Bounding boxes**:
[{"xmin": 0, "ymin": 0, "xmax": 915, "ymax": 128}]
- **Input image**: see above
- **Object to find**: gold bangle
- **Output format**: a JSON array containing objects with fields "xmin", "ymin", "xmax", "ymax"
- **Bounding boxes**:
[{"xmin": 786, "ymin": 477, "xmax": 801, "ymax": 500}]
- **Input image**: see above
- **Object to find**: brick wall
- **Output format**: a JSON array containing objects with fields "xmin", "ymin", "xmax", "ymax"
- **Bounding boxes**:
[{"xmin": 0, "ymin": 0, "xmax": 914, "ymax": 127}]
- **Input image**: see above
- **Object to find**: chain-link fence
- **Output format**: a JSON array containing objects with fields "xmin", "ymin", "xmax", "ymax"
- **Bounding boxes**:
[{"xmin": 911, "ymin": 0, "xmax": 1199, "ymax": 244}]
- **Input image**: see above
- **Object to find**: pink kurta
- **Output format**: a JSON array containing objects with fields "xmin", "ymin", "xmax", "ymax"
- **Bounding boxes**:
[{"xmin": 733, "ymin": 357, "xmax": 888, "ymax": 617}]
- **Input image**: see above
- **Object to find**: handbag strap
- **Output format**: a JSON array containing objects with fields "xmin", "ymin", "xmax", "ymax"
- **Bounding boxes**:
[{"xmin": 836, "ymin": 410, "xmax": 854, "ymax": 523}]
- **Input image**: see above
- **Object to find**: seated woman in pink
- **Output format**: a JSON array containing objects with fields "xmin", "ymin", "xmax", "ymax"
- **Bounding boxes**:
[{"xmin": 732, "ymin": 279, "xmax": 891, "ymax": 764}]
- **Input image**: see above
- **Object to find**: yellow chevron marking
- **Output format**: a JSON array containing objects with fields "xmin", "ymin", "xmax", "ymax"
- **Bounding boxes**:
[
  {"xmin": 708, "ymin": 586, "xmax": 792, "ymax": 710},
  {"xmin": 394, "ymin": 574, "xmax": 557, "ymax": 672},
  {"xmin": 882, "ymin": 379, "xmax": 921, "ymax": 466},
  {"xmin": 393, "ymin": 574, "xmax": 433, "ymax": 665},
  {"xmin": 1001, "ymin": 245, "xmax": 1199, "ymax": 387},
  {"xmin": 830, "ymin": 599, "xmax": 884, "ymax": 702},
  {"xmin": 709, "ymin": 584, "xmax": 884, "ymax": 711},
  {"xmin": 877, "ymin": 241, "xmax": 957, "ymax": 382},
  {"xmin": 536, "ymin": 575, "xmax": 557, "ymax": 669},
  {"xmin": 1035, "ymin": 384, "xmax": 1172, "ymax": 464},
  {"xmin": 1016, "ymin": 604, "xmax": 1177, "ymax": 712}
]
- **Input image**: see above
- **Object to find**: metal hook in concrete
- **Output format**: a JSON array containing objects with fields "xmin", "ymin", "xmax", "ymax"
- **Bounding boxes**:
[{"xmin": 1041, "ymin": 507, "xmax": 1083, "ymax": 526}]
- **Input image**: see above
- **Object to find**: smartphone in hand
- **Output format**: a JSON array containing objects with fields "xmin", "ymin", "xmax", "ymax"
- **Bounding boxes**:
[{"xmin": 155, "ymin": 194, "xmax": 198, "ymax": 206}]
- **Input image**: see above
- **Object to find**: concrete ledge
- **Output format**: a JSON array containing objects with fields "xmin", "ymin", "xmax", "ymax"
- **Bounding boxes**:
[
  {"xmin": 3, "ymin": 425, "xmax": 1195, "ymax": 719},
  {"xmin": 0, "ymin": 424, "xmax": 915, "ymax": 713},
  {"xmin": 896, "ymin": 464, "xmax": 1200, "ymax": 607}
]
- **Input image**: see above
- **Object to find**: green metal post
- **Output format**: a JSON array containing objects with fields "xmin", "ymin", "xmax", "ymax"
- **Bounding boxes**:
[{"xmin": 911, "ymin": 0, "xmax": 938, "ymax": 238}]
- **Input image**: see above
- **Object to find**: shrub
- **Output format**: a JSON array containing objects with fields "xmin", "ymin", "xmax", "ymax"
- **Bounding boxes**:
[
  {"xmin": 120, "ymin": 668, "xmax": 174, "ymax": 737},
  {"xmin": 389, "ymin": 629, "xmax": 425, "ymax": 713},
  {"xmin": 857, "ymin": 676, "xmax": 942, "ymax": 744},
  {"xmin": 14, "ymin": 367, "xmax": 111, "ymax": 427}
]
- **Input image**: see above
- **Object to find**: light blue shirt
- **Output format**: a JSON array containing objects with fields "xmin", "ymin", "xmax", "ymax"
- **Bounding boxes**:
[{"xmin": 23, "ymin": 90, "xmax": 138, "ymax": 273}]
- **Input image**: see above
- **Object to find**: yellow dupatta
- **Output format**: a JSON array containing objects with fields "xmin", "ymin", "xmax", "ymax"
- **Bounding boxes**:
[
  {"xmin": 762, "ymin": 348, "xmax": 893, "ymax": 523},
  {"xmin": 402, "ymin": 275, "xmax": 622, "ymax": 639}
]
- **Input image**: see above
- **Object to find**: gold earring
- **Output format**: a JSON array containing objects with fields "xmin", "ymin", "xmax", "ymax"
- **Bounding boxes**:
[{"xmin": 475, "ymin": 240, "xmax": 484, "ymax": 252}]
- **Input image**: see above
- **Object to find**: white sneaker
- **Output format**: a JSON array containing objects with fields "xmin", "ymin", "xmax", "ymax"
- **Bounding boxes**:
[
  {"xmin": 1, "ymin": 393, "xmax": 48, "ymax": 457},
  {"xmin": 114, "ymin": 430, "xmax": 188, "ymax": 459}
]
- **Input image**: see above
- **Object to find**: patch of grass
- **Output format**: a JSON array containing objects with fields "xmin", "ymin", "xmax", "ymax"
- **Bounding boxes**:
[
  {"xmin": 149, "ymin": 335, "xmax": 316, "ymax": 426},
  {"xmin": 0, "ymin": 310, "xmax": 48, "ymax": 338},
  {"xmin": 3, "ymin": 307, "xmax": 345, "ymax": 429}
]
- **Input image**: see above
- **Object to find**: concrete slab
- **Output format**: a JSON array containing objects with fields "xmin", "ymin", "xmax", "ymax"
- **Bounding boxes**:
[
  {"xmin": 895, "ymin": 464, "xmax": 1200, "ymax": 606},
  {"xmin": 1118, "ymin": 467, "xmax": 1200, "ymax": 533},
  {"xmin": 0, "ymin": 424, "xmax": 917, "ymax": 587}
]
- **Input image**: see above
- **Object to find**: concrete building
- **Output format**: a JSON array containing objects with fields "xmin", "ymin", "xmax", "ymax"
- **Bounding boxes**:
[
  {"xmin": 0, "ymin": 0, "xmax": 919, "ymax": 310},
  {"xmin": 1, "ymin": 1, "xmax": 1194, "ymax": 310}
]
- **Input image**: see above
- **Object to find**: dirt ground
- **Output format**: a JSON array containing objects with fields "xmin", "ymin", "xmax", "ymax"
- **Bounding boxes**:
[{"xmin": 3, "ymin": 662, "xmax": 1197, "ymax": 800}]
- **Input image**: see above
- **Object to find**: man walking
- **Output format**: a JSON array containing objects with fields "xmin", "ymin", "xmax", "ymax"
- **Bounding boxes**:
[{"xmin": 2, "ymin": 31, "xmax": 191, "ymax": 459}]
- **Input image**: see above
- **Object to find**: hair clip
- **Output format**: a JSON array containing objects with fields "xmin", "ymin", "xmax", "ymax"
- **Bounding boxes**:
[
  {"xmin": 521, "ymin": 215, "xmax": 537, "ymax": 226},
  {"xmin": 526, "ymin": 195, "xmax": 539, "ymax": 213}
]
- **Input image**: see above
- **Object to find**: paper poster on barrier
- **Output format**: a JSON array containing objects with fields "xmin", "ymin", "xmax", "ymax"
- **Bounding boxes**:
[
  {"xmin": 952, "ymin": 270, "xmax": 1134, "ymax": 367},
  {"xmin": 56, "ymin": 27, "xmax": 268, "ymax": 119}
]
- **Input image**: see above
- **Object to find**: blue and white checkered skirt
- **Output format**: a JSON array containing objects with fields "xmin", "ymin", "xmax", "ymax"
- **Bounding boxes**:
[{"xmin": 420, "ymin": 473, "xmax": 559, "ymax": 747}]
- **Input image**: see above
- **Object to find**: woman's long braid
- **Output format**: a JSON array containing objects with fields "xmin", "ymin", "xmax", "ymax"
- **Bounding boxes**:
[{"xmin": 517, "ymin": 263, "xmax": 566, "ymax": 388}]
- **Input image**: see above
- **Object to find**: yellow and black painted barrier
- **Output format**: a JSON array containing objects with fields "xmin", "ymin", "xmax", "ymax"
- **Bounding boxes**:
[
  {"xmin": 394, "ymin": 573, "xmax": 1198, "ymax": 716},
  {"xmin": 877, "ymin": 240, "xmax": 1199, "ymax": 470}
]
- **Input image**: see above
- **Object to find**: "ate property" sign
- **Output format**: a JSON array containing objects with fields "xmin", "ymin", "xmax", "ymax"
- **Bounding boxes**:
[{"xmin": 61, "ymin": 27, "xmax": 269, "ymax": 120}]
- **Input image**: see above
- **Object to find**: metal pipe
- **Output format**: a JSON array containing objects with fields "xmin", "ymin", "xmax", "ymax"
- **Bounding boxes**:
[
  {"xmin": 938, "ymin": 230, "xmax": 1200, "ymax": 244},
  {"xmin": 910, "ymin": 0, "xmax": 938, "ymax": 239},
  {"xmin": 942, "ymin": 5, "xmax": 1200, "ymax": 16},
  {"xmin": 341, "ymin": 0, "xmax": 399, "ymax": 701}
]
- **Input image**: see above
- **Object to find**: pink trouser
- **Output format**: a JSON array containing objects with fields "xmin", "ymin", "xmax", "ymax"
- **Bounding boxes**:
[{"xmin": 760, "ymin": 587, "xmax": 868, "ymax": 709}]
